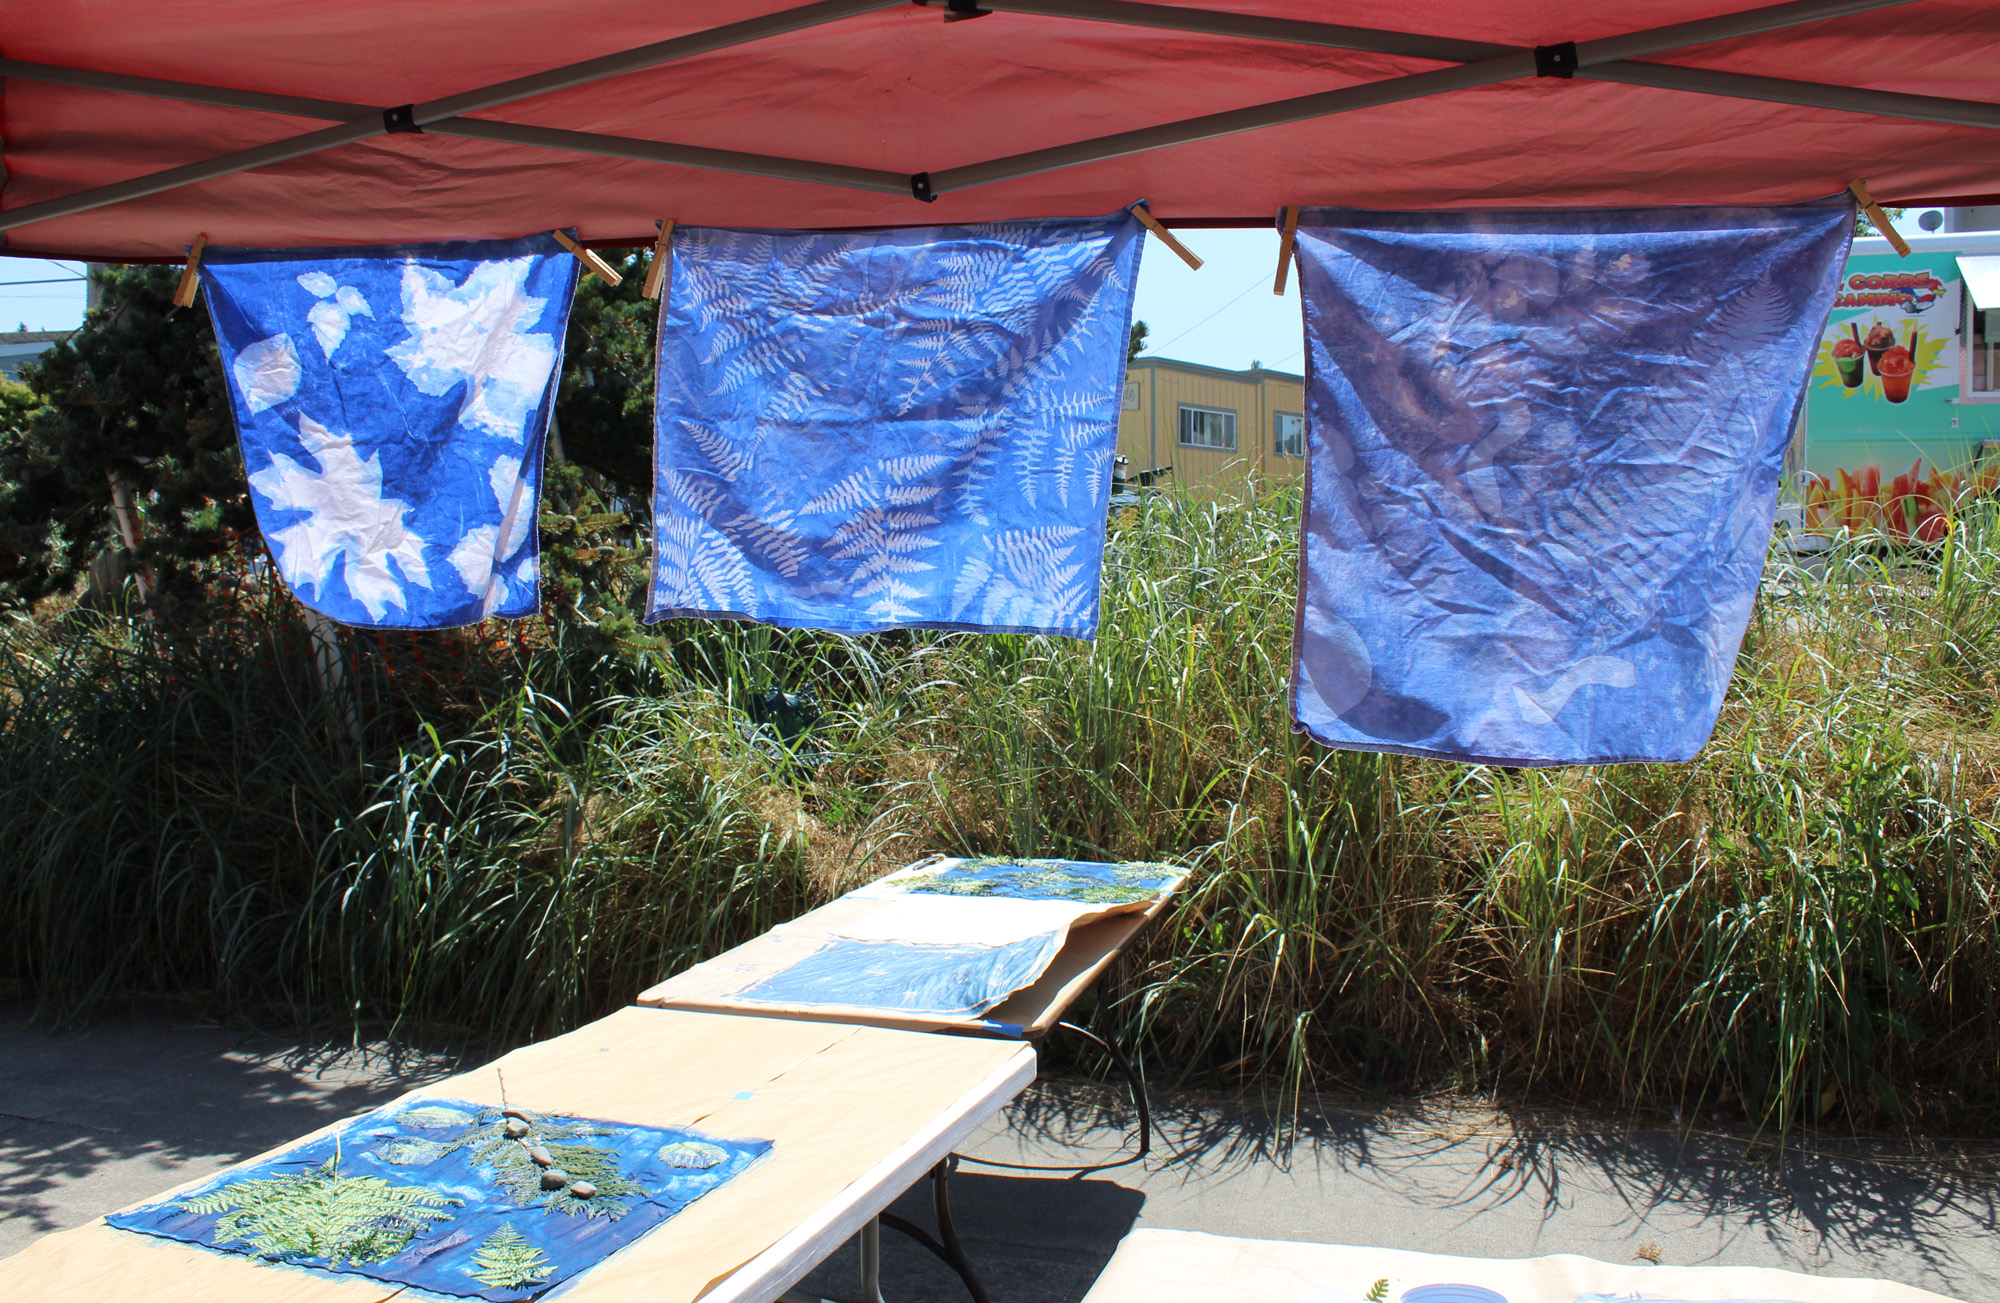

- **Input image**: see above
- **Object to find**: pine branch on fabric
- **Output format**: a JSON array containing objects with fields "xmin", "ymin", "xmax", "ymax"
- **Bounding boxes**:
[
  {"xmin": 173, "ymin": 1157, "xmax": 458, "ymax": 1267},
  {"xmin": 1289, "ymin": 197, "xmax": 1855, "ymax": 766},
  {"xmin": 199, "ymin": 236, "xmax": 579, "ymax": 629},
  {"xmin": 649, "ymin": 212, "xmax": 1145, "ymax": 638},
  {"xmin": 445, "ymin": 1108, "xmax": 645, "ymax": 1218}
]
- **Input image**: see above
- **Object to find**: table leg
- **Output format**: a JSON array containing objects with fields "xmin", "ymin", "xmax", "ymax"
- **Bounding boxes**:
[
  {"xmin": 1054, "ymin": 1020, "xmax": 1152, "ymax": 1163},
  {"xmin": 776, "ymin": 1216, "xmax": 888, "ymax": 1303},
  {"xmin": 879, "ymin": 1158, "xmax": 992, "ymax": 1303},
  {"xmin": 859, "ymin": 1217, "xmax": 885, "ymax": 1303}
]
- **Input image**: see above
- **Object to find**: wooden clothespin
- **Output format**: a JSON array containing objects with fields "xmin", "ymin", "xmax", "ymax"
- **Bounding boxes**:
[
  {"xmin": 1273, "ymin": 206, "xmax": 1301, "ymax": 296},
  {"xmin": 1130, "ymin": 203, "xmax": 1203, "ymax": 271},
  {"xmin": 172, "ymin": 234, "xmax": 208, "ymax": 308},
  {"xmin": 551, "ymin": 229, "xmax": 624, "ymax": 285},
  {"xmin": 1848, "ymin": 179, "xmax": 1911, "ymax": 258},
  {"xmin": 642, "ymin": 219, "xmax": 676, "ymax": 300}
]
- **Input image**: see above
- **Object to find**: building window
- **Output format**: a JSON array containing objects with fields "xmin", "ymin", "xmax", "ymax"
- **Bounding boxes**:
[
  {"xmin": 1178, "ymin": 404, "xmax": 1236, "ymax": 451},
  {"xmin": 1971, "ymin": 303, "xmax": 2000, "ymax": 398},
  {"xmin": 1274, "ymin": 412, "xmax": 1305, "ymax": 458},
  {"xmin": 1122, "ymin": 380, "xmax": 1141, "ymax": 411}
]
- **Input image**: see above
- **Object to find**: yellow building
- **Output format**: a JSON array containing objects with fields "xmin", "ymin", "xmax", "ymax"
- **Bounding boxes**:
[{"xmin": 1117, "ymin": 356, "xmax": 1307, "ymax": 493}]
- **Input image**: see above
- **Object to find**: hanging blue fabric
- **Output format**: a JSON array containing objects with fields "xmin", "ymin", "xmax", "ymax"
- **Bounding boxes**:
[
  {"xmin": 201, "ymin": 235, "xmax": 578, "ymax": 628},
  {"xmin": 648, "ymin": 211, "xmax": 1145, "ymax": 639},
  {"xmin": 1290, "ymin": 197, "xmax": 1853, "ymax": 765}
]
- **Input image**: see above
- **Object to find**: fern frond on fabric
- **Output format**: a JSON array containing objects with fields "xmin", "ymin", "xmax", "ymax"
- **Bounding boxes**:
[
  {"xmin": 174, "ymin": 1157, "xmax": 457, "ymax": 1266},
  {"xmin": 470, "ymin": 1226, "xmax": 554, "ymax": 1289},
  {"xmin": 107, "ymin": 1095, "xmax": 772, "ymax": 1301}
]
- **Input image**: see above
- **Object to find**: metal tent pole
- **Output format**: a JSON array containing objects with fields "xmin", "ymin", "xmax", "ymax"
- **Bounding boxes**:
[
  {"xmin": 425, "ymin": 119, "xmax": 914, "ymax": 194},
  {"xmin": 1579, "ymin": 62, "xmax": 2000, "ymax": 131},
  {"xmin": 981, "ymin": 0, "xmax": 2000, "ymax": 134},
  {"xmin": 919, "ymin": 0, "xmax": 1926, "ymax": 196},
  {"xmin": 0, "ymin": 0, "xmax": 904, "ymax": 234},
  {"xmin": 978, "ymin": 0, "xmax": 1511, "ymax": 62},
  {"xmin": 0, "ymin": 59, "xmax": 371, "ymax": 119}
]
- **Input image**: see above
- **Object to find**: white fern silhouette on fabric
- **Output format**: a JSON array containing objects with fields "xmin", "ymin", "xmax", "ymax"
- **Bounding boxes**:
[
  {"xmin": 249, "ymin": 414, "xmax": 431, "ymax": 620},
  {"xmin": 389, "ymin": 256, "xmax": 558, "ymax": 440},
  {"xmin": 650, "ymin": 212, "xmax": 1145, "ymax": 638}
]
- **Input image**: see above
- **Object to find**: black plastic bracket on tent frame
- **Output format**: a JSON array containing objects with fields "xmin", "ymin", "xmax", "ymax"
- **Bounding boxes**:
[
  {"xmin": 909, "ymin": 171, "xmax": 937, "ymax": 202},
  {"xmin": 913, "ymin": 0, "xmax": 994, "ymax": 19},
  {"xmin": 382, "ymin": 104, "xmax": 422, "ymax": 133},
  {"xmin": 1534, "ymin": 41, "xmax": 1578, "ymax": 78}
]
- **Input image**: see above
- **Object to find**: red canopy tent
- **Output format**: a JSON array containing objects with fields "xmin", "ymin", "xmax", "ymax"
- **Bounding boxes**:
[{"xmin": 1, "ymin": 0, "xmax": 1996, "ymax": 260}]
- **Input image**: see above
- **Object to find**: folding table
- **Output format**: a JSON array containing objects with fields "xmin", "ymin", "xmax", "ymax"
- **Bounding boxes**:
[
  {"xmin": 637, "ymin": 884, "xmax": 1173, "ymax": 1151},
  {"xmin": 1078, "ymin": 1229, "xmax": 1964, "ymax": 1303},
  {"xmin": 635, "ymin": 866, "xmax": 1180, "ymax": 1299},
  {"xmin": 0, "ymin": 1007, "xmax": 1034, "ymax": 1303}
]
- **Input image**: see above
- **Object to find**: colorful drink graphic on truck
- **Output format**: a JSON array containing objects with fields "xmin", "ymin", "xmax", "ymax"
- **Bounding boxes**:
[
  {"xmin": 1811, "ymin": 265, "xmax": 1957, "ymax": 406},
  {"xmin": 1798, "ymin": 234, "xmax": 2000, "ymax": 480}
]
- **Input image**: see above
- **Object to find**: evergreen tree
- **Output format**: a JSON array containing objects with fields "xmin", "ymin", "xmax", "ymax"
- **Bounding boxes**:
[{"xmin": 0, "ymin": 265, "xmax": 246, "ymax": 617}]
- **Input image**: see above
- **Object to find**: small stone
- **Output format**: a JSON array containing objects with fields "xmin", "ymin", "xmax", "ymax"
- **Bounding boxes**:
[
  {"xmin": 501, "ymin": 1108, "xmax": 531, "ymax": 1121},
  {"xmin": 541, "ymin": 1168, "xmax": 569, "ymax": 1190},
  {"xmin": 568, "ymin": 1181, "xmax": 597, "ymax": 1199},
  {"xmin": 504, "ymin": 1118, "xmax": 530, "ymax": 1139},
  {"xmin": 527, "ymin": 1145, "xmax": 554, "ymax": 1167}
]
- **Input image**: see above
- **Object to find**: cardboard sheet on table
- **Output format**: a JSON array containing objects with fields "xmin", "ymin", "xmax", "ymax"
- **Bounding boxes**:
[
  {"xmin": 1079, "ymin": 1230, "xmax": 1961, "ymax": 1303},
  {"xmin": 636, "ymin": 858, "xmax": 1186, "ymax": 1027},
  {"xmin": 0, "ymin": 1007, "xmax": 1030, "ymax": 1303}
]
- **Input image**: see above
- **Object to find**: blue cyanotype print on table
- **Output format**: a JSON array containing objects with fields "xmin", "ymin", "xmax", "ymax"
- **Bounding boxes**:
[
  {"xmin": 106, "ymin": 1096, "xmax": 769, "ymax": 1301},
  {"xmin": 891, "ymin": 857, "xmax": 1185, "ymax": 907},
  {"xmin": 734, "ymin": 934, "xmax": 1062, "ymax": 1017},
  {"xmin": 649, "ymin": 211, "xmax": 1145, "ymax": 638},
  {"xmin": 1291, "ymin": 197, "xmax": 1853, "ymax": 765},
  {"xmin": 200, "ymin": 235, "xmax": 578, "ymax": 628}
]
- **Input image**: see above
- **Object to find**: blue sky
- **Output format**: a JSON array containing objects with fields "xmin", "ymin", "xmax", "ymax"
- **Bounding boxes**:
[
  {"xmin": 0, "ymin": 225, "xmax": 1306, "ymax": 371},
  {"xmin": 0, "ymin": 257, "xmax": 87, "ymax": 332},
  {"xmin": 1130, "ymin": 226, "xmax": 1303, "ymax": 374}
]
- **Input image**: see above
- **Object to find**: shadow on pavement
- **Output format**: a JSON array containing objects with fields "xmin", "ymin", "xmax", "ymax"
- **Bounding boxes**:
[
  {"xmin": 795, "ymin": 1172, "xmax": 1146, "ymax": 1303},
  {"xmin": 0, "ymin": 999, "xmax": 462, "ymax": 1255},
  {"xmin": 988, "ymin": 1078, "xmax": 2000, "ymax": 1302}
]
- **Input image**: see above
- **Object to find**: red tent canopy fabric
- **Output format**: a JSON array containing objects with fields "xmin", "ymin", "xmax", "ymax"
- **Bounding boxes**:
[{"xmin": 1, "ymin": 0, "xmax": 1996, "ymax": 260}]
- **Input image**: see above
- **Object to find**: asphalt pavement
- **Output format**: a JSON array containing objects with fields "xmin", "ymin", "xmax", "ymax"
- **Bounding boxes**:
[{"xmin": 2, "ymin": 1002, "xmax": 1993, "ymax": 1302}]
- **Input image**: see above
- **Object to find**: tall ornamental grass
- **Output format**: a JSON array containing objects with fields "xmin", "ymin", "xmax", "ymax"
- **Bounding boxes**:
[{"xmin": 2, "ymin": 484, "xmax": 1996, "ymax": 1132}]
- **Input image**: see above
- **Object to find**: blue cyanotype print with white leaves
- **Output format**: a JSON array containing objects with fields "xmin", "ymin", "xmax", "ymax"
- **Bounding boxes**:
[
  {"xmin": 649, "ymin": 211, "xmax": 1144, "ymax": 639},
  {"xmin": 200, "ymin": 235, "xmax": 577, "ymax": 628},
  {"xmin": 1291, "ymin": 198, "xmax": 1853, "ymax": 765}
]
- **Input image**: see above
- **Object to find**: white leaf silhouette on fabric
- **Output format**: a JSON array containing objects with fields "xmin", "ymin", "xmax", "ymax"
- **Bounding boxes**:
[
  {"xmin": 248, "ymin": 414, "xmax": 431, "ymax": 620},
  {"xmin": 388, "ymin": 257, "xmax": 557, "ymax": 440},
  {"xmin": 447, "ymin": 453, "xmax": 537, "ymax": 616},
  {"xmin": 298, "ymin": 271, "xmax": 376, "ymax": 359},
  {"xmin": 232, "ymin": 333, "xmax": 301, "ymax": 413}
]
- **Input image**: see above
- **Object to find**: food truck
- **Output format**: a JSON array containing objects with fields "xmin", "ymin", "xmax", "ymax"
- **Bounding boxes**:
[{"xmin": 1799, "ymin": 227, "xmax": 2000, "ymax": 479}]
